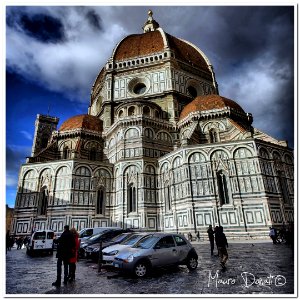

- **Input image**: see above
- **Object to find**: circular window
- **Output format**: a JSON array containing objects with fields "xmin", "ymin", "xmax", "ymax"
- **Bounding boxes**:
[
  {"xmin": 133, "ymin": 83, "xmax": 146, "ymax": 95},
  {"xmin": 187, "ymin": 86, "xmax": 198, "ymax": 98},
  {"xmin": 128, "ymin": 77, "xmax": 150, "ymax": 97}
]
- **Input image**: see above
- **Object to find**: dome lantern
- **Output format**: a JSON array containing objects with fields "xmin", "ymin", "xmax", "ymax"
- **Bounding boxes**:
[{"xmin": 143, "ymin": 9, "xmax": 160, "ymax": 33}]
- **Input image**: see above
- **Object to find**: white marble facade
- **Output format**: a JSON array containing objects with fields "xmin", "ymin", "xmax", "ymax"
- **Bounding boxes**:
[{"xmin": 11, "ymin": 12, "xmax": 293, "ymax": 238}]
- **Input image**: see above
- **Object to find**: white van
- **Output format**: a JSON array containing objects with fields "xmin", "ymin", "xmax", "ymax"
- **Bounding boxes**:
[
  {"xmin": 26, "ymin": 230, "xmax": 54, "ymax": 256},
  {"xmin": 79, "ymin": 227, "xmax": 121, "ymax": 241}
]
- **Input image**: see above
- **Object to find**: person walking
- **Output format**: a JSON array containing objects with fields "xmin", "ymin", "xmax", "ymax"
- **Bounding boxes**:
[
  {"xmin": 16, "ymin": 236, "xmax": 24, "ymax": 250},
  {"xmin": 196, "ymin": 231, "xmax": 200, "ymax": 242},
  {"xmin": 68, "ymin": 228, "xmax": 80, "ymax": 282},
  {"xmin": 215, "ymin": 226, "xmax": 228, "ymax": 269},
  {"xmin": 52, "ymin": 225, "xmax": 75, "ymax": 287},
  {"xmin": 207, "ymin": 225, "xmax": 215, "ymax": 256},
  {"xmin": 9, "ymin": 236, "xmax": 15, "ymax": 250},
  {"xmin": 269, "ymin": 226, "xmax": 277, "ymax": 244},
  {"xmin": 188, "ymin": 232, "xmax": 193, "ymax": 242}
]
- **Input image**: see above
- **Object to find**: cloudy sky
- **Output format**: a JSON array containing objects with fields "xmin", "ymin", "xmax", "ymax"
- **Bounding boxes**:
[{"xmin": 5, "ymin": 6, "xmax": 294, "ymax": 207}]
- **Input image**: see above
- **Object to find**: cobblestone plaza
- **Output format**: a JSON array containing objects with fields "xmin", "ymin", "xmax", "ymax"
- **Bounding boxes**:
[{"xmin": 6, "ymin": 240, "xmax": 295, "ymax": 295}]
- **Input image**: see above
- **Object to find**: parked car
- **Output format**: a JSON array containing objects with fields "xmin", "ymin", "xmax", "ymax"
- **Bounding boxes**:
[
  {"xmin": 79, "ymin": 227, "xmax": 121, "ymax": 241},
  {"xmin": 101, "ymin": 232, "xmax": 151, "ymax": 266},
  {"xmin": 79, "ymin": 228, "xmax": 129, "ymax": 258},
  {"xmin": 85, "ymin": 232, "xmax": 134, "ymax": 261},
  {"xmin": 26, "ymin": 230, "xmax": 54, "ymax": 256},
  {"xmin": 112, "ymin": 233, "xmax": 198, "ymax": 277}
]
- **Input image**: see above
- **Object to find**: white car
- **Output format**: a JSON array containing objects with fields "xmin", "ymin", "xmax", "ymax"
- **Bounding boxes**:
[
  {"xmin": 26, "ymin": 230, "xmax": 54, "ymax": 256},
  {"xmin": 102, "ymin": 233, "xmax": 150, "ymax": 266}
]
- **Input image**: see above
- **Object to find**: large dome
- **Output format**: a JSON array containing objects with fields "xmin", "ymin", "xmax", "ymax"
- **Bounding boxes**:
[
  {"xmin": 179, "ymin": 94, "xmax": 245, "ymax": 120},
  {"xmin": 113, "ymin": 30, "xmax": 210, "ymax": 73},
  {"xmin": 59, "ymin": 114, "xmax": 103, "ymax": 132},
  {"xmin": 90, "ymin": 10, "xmax": 219, "ymax": 121}
]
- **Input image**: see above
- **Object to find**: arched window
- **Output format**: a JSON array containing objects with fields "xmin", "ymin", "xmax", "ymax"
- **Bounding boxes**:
[
  {"xmin": 63, "ymin": 146, "xmax": 70, "ymax": 159},
  {"xmin": 89, "ymin": 148, "xmax": 97, "ymax": 161},
  {"xmin": 217, "ymin": 171, "xmax": 229, "ymax": 206},
  {"xmin": 165, "ymin": 184, "xmax": 171, "ymax": 211},
  {"xmin": 128, "ymin": 106, "xmax": 135, "ymax": 116},
  {"xmin": 38, "ymin": 189, "xmax": 48, "ymax": 215},
  {"xmin": 143, "ymin": 106, "xmax": 150, "ymax": 116},
  {"xmin": 209, "ymin": 129, "xmax": 219, "ymax": 143},
  {"xmin": 278, "ymin": 171, "xmax": 290, "ymax": 204},
  {"xmin": 96, "ymin": 189, "xmax": 105, "ymax": 214},
  {"xmin": 128, "ymin": 184, "xmax": 136, "ymax": 213}
]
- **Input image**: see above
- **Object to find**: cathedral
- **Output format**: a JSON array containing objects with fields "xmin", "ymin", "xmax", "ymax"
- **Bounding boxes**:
[{"xmin": 11, "ymin": 11, "xmax": 294, "ymax": 238}]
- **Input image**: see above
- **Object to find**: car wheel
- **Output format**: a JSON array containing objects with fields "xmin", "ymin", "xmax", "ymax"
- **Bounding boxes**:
[
  {"xmin": 186, "ymin": 255, "xmax": 198, "ymax": 270},
  {"xmin": 134, "ymin": 261, "xmax": 149, "ymax": 278}
]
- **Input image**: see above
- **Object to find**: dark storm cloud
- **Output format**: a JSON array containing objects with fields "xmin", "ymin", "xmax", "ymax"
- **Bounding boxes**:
[
  {"xmin": 74, "ymin": 7, "xmax": 103, "ymax": 31},
  {"xmin": 205, "ymin": 7, "xmax": 293, "ymax": 62},
  {"xmin": 6, "ymin": 7, "xmax": 65, "ymax": 43},
  {"xmin": 86, "ymin": 9, "xmax": 103, "ymax": 30},
  {"xmin": 20, "ymin": 14, "xmax": 65, "ymax": 43}
]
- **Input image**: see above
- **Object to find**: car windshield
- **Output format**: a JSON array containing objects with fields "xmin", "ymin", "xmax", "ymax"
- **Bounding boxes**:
[
  {"xmin": 78, "ymin": 229, "xmax": 86, "ymax": 235},
  {"xmin": 33, "ymin": 232, "xmax": 46, "ymax": 240},
  {"xmin": 121, "ymin": 234, "xmax": 146, "ymax": 245},
  {"xmin": 110, "ymin": 233, "xmax": 129, "ymax": 243},
  {"xmin": 133, "ymin": 235, "xmax": 160, "ymax": 249},
  {"xmin": 87, "ymin": 230, "xmax": 109, "ymax": 241},
  {"xmin": 79, "ymin": 228, "xmax": 93, "ymax": 238}
]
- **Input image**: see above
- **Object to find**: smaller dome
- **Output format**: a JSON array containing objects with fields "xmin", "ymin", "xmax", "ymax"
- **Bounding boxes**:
[
  {"xmin": 179, "ymin": 94, "xmax": 245, "ymax": 120},
  {"xmin": 59, "ymin": 114, "xmax": 103, "ymax": 132}
]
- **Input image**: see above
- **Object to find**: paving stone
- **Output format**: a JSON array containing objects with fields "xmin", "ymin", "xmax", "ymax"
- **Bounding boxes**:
[{"xmin": 5, "ymin": 240, "xmax": 294, "ymax": 295}]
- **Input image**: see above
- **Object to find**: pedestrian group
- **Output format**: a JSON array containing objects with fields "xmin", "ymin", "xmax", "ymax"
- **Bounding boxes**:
[
  {"xmin": 206, "ymin": 225, "xmax": 228, "ymax": 270},
  {"xmin": 52, "ymin": 225, "xmax": 80, "ymax": 287},
  {"xmin": 269, "ymin": 222, "xmax": 294, "ymax": 245}
]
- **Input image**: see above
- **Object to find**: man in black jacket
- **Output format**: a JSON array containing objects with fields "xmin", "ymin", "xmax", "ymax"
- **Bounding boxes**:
[
  {"xmin": 214, "ymin": 226, "xmax": 228, "ymax": 269},
  {"xmin": 207, "ymin": 225, "xmax": 215, "ymax": 256},
  {"xmin": 52, "ymin": 225, "xmax": 75, "ymax": 287}
]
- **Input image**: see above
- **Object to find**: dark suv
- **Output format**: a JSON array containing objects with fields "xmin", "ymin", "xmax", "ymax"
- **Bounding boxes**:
[
  {"xmin": 79, "ymin": 229, "xmax": 130, "ymax": 258},
  {"xmin": 85, "ymin": 232, "xmax": 135, "ymax": 261}
]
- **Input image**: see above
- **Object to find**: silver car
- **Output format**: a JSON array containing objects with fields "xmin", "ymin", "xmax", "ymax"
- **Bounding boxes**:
[
  {"xmin": 112, "ymin": 233, "xmax": 198, "ymax": 277},
  {"xmin": 102, "ymin": 233, "xmax": 150, "ymax": 266}
]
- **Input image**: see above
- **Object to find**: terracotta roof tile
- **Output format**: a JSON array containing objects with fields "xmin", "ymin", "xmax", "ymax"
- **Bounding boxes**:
[
  {"xmin": 59, "ymin": 114, "xmax": 103, "ymax": 132},
  {"xmin": 114, "ymin": 31, "xmax": 164, "ymax": 60},
  {"xmin": 166, "ymin": 34, "xmax": 209, "ymax": 72},
  {"xmin": 179, "ymin": 94, "xmax": 245, "ymax": 120},
  {"xmin": 113, "ymin": 30, "xmax": 210, "ymax": 74}
]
